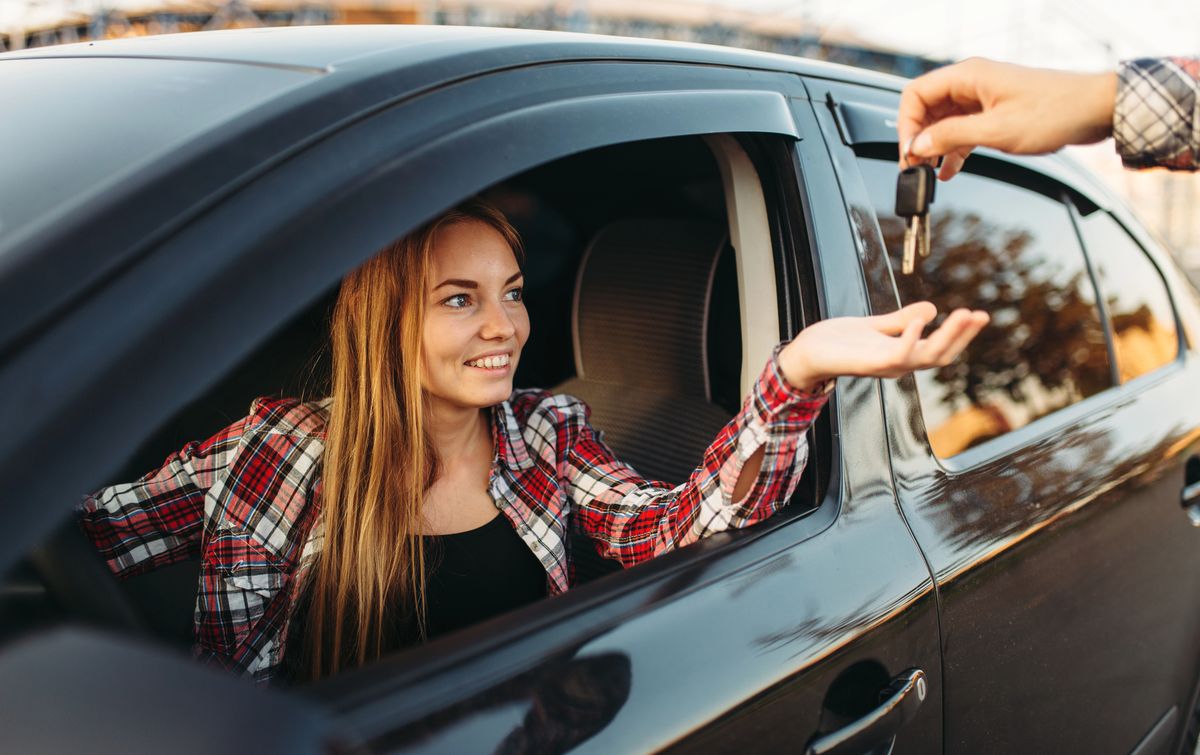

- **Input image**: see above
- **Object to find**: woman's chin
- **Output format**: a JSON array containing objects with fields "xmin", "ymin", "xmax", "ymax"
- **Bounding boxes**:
[{"xmin": 467, "ymin": 383, "xmax": 514, "ymax": 408}]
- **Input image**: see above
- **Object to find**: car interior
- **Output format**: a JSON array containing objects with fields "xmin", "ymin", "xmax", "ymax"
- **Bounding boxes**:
[{"xmin": 0, "ymin": 133, "xmax": 825, "ymax": 682}]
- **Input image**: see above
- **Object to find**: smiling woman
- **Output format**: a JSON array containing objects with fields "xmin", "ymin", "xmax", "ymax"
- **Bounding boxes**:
[{"xmin": 76, "ymin": 197, "xmax": 986, "ymax": 686}]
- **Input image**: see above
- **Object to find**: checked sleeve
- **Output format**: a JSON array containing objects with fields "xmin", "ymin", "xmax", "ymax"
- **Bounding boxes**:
[
  {"xmin": 563, "ymin": 344, "xmax": 830, "ymax": 568},
  {"xmin": 1114, "ymin": 57, "xmax": 1200, "ymax": 171},
  {"xmin": 79, "ymin": 416, "xmax": 250, "ymax": 579}
]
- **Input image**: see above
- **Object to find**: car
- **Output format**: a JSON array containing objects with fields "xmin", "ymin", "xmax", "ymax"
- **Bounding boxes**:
[{"xmin": 2, "ymin": 24, "xmax": 1200, "ymax": 755}]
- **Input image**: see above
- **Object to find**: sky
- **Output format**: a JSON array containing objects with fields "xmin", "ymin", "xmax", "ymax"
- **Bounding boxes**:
[{"xmin": 714, "ymin": 0, "xmax": 1200, "ymax": 70}]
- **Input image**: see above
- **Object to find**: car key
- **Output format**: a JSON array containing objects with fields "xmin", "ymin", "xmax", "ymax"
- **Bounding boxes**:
[{"xmin": 895, "ymin": 164, "xmax": 936, "ymax": 275}]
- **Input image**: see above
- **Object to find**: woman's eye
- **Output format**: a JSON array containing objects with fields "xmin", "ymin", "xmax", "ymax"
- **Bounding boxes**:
[
  {"xmin": 504, "ymin": 287, "xmax": 524, "ymax": 302},
  {"xmin": 444, "ymin": 294, "xmax": 471, "ymax": 308}
]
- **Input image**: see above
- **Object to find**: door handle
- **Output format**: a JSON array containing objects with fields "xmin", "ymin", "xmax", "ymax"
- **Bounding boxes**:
[{"xmin": 806, "ymin": 668, "xmax": 928, "ymax": 755}]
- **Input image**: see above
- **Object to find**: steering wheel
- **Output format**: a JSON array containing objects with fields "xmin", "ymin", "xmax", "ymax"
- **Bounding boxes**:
[{"xmin": 28, "ymin": 520, "xmax": 147, "ymax": 635}]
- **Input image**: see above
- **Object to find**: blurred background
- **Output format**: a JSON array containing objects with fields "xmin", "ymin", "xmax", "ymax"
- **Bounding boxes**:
[{"xmin": 2, "ymin": 0, "xmax": 1199, "ymax": 278}]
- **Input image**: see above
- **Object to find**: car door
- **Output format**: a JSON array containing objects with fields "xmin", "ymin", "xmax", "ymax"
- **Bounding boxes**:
[
  {"xmin": 2, "ymin": 55, "xmax": 942, "ymax": 752},
  {"xmin": 266, "ymin": 63, "xmax": 944, "ymax": 753},
  {"xmin": 812, "ymin": 78, "xmax": 1200, "ymax": 754}
]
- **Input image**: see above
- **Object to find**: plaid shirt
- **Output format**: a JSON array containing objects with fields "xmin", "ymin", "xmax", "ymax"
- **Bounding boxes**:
[
  {"xmin": 1115, "ymin": 57, "xmax": 1200, "ymax": 170},
  {"xmin": 80, "ymin": 346, "xmax": 829, "ymax": 684}
]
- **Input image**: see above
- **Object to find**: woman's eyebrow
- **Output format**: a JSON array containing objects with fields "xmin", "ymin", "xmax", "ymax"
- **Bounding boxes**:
[{"xmin": 432, "ymin": 272, "xmax": 523, "ymax": 291}]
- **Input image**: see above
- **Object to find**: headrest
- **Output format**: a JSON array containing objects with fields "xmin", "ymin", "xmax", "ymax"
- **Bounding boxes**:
[{"xmin": 572, "ymin": 219, "xmax": 728, "ymax": 400}]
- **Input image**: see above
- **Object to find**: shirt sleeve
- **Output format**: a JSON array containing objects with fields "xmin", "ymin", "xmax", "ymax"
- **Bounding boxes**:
[
  {"xmin": 1114, "ymin": 57, "xmax": 1200, "ymax": 171},
  {"xmin": 562, "ymin": 343, "xmax": 830, "ymax": 568},
  {"xmin": 78, "ymin": 415, "xmax": 250, "ymax": 579}
]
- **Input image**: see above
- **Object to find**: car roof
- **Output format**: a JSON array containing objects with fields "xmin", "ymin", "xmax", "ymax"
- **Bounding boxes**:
[{"xmin": 0, "ymin": 24, "xmax": 907, "ymax": 87}]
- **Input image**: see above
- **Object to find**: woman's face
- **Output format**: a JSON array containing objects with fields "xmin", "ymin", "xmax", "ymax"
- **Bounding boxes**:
[{"xmin": 421, "ymin": 219, "xmax": 530, "ymax": 412}]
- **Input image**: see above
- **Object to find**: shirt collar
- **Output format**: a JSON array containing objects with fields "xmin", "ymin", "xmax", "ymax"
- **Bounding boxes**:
[{"xmin": 491, "ymin": 398, "xmax": 535, "ymax": 472}]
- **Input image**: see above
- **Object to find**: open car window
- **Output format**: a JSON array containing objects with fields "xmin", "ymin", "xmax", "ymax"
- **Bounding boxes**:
[{"xmin": 3, "ymin": 129, "xmax": 827, "ymax": 688}]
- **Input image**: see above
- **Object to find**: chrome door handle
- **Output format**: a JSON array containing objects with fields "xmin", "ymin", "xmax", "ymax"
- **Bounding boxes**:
[{"xmin": 806, "ymin": 668, "xmax": 928, "ymax": 755}]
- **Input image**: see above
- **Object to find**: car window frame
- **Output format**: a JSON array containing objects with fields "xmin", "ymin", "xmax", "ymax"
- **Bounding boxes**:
[
  {"xmin": 298, "ymin": 95, "xmax": 848, "ymax": 740},
  {"xmin": 1, "ymin": 59, "xmax": 810, "ymax": 571}
]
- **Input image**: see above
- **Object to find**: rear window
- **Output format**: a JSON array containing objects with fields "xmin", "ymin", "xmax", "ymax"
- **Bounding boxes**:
[
  {"xmin": 857, "ymin": 158, "xmax": 1114, "ymax": 457},
  {"xmin": 0, "ymin": 57, "xmax": 316, "ymax": 252}
]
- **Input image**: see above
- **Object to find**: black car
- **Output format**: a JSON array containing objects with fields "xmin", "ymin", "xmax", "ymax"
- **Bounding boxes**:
[{"xmin": 2, "ymin": 25, "xmax": 1199, "ymax": 755}]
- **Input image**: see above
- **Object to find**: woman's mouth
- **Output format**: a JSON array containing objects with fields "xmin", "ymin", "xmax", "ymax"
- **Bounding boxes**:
[{"xmin": 465, "ymin": 353, "xmax": 511, "ymax": 371}]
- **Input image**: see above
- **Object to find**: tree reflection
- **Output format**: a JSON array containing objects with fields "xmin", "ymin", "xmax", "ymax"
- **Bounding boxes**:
[
  {"xmin": 1109, "ymin": 304, "xmax": 1177, "ymax": 382},
  {"xmin": 877, "ymin": 208, "xmax": 1112, "ymax": 456}
]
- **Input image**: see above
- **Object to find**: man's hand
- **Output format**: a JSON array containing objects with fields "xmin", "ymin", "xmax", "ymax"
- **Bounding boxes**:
[
  {"xmin": 778, "ymin": 302, "xmax": 989, "ymax": 392},
  {"xmin": 898, "ymin": 58, "xmax": 1117, "ymax": 180}
]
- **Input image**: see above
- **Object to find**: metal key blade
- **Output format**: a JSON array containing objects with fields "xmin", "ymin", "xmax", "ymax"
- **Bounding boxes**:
[
  {"xmin": 903, "ymin": 216, "xmax": 918, "ymax": 274},
  {"xmin": 895, "ymin": 164, "xmax": 935, "ymax": 276}
]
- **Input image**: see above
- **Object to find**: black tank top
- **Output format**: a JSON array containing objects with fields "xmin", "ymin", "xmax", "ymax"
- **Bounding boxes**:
[{"xmin": 281, "ymin": 512, "xmax": 548, "ymax": 682}]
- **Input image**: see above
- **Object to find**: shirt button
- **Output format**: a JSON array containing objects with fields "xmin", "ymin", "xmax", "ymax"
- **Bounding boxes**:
[{"xmin": 531, "ymin": 542, "xmax": 542, "ymax": 553}]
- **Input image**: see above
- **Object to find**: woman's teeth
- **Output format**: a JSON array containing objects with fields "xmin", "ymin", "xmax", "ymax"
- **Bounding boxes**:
[{"xmin": 466, "ymin": 354, "xmax": 510, "ymax": 369}]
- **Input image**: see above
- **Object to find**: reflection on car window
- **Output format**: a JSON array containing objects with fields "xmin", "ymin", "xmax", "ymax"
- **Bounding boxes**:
[
  {"xmin": 858, "ymin": 158, "xmax": 1113, "ymax": 457},
  {"xmin": 1075, "ymin": 210, "xmax": 1178, "ymax": 382}
]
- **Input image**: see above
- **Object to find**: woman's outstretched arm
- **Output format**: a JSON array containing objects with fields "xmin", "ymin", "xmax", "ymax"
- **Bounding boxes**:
[
  {"xmin": 78, "ymin": 415, "xmax": 253, "ymax": 579},
  {"xmin": 730, "ymin": 302, "xmax": 988, "ymax": 500},
  {"xmin": 566, "ymin": 302, "xmax": 988, "ymax": 567}
]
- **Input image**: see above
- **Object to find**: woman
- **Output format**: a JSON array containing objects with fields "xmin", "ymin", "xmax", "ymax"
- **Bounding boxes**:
[{"xmin": 80, "ymin": 199, "xmax": 988, "ymax": 685}]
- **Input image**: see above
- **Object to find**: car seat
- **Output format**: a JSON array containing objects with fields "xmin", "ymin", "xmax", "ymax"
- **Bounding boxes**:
[{"xmin": 555, "ymin": 218, "xmax": 741, "ymax": 581}]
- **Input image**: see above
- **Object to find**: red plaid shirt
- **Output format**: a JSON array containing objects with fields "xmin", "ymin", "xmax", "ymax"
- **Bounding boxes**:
[
  {"xmin": 1115, "ymin": 57, "xmax": 1200, "ymax": 171},
  {"xmin": 80, "ymin": 346, "xmax": 829, "ymax": 684}
]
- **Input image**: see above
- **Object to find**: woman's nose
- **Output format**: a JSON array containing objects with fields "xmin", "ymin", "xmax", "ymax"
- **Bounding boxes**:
[{"xmin": 479, "ymin": 299, "xmax": 516, "ymax": 340}]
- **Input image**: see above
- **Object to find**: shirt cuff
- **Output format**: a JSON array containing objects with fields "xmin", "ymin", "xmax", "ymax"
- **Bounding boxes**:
[
  {"xmin": 748, "ymin": 342, "xmax": 833, "ymax": 428},
  {"xmin": 1114, "ymin": 57, "xmax": 1200, "ymax": 171}
]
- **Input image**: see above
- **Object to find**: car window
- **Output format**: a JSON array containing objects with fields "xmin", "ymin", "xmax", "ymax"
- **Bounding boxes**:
[
  {"xmin": 12, "ymin": 132, "xmax": 815, "ymax": 686},
  {"xmin": 857, "ymin": 157, "xmax": 1114, "ymax": 457},
  {"xmin": 1074, "ymin": 209, "xmax": 1179, "ymax": 382}
]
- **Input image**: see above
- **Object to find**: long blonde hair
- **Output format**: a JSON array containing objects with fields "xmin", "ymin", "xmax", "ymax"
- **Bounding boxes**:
[{"xmin": 302, "ymin": 198, "xmax": 523, "ymax": 681}]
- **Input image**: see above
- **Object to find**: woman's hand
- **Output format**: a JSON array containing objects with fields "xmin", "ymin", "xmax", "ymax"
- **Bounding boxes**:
[{"xmin": 778, "ymin": 302, "xmax": 989, "ymax": 392}]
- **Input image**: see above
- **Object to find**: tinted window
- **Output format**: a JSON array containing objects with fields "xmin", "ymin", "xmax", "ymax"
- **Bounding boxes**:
[
  {"xmin": 858, "ymin": 158, "xmax": 1113, "ymax": 457},
  {"xmin": 1075, "ymin": 210, "xmax": 1178, "ymax": 381}
]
